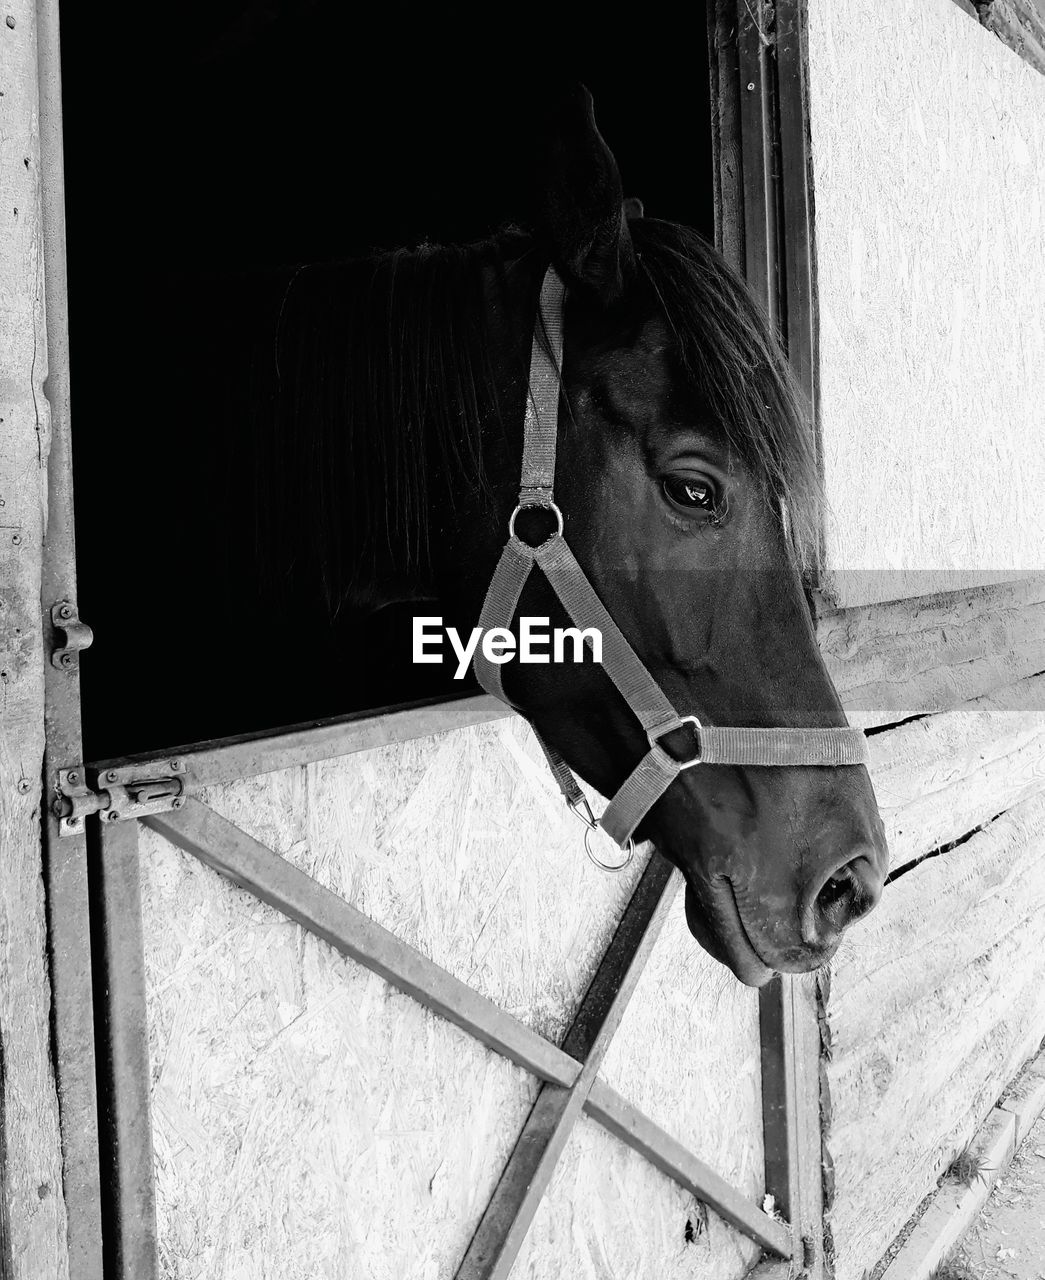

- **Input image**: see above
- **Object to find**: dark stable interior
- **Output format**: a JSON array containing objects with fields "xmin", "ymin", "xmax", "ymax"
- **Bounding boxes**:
[{"xmin": 61, "ymin": 2, "xmax": 714, "ymax": 760}]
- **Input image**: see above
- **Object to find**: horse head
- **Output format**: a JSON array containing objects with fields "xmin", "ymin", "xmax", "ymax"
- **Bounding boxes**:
[
  {"xmin": 447, "ymin": 87, "xmax": 887, "ymax": 986},
  {"xmin": 255, "ymin": 85, "xmax": 887, "ymax": 986}
]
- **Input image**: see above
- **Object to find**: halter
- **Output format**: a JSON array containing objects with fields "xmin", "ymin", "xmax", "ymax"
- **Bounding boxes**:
[{"xmin": 472, "ymin": 267, "xmax": 867, "ymax": 871}]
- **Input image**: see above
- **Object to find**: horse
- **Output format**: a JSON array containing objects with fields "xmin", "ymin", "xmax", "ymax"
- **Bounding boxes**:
[{"xmin": 172, "ymin": 86, "xmax": 888, "ymax": 986}]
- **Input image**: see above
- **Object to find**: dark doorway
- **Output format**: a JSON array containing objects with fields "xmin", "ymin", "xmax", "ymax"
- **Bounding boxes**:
[{"xmin": 61, "ymin": 2, "xmax": 714, "ymax": 759}]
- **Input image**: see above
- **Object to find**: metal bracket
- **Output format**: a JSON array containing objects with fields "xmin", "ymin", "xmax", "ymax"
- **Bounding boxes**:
[
  {"xmin": 51, "ymin": 599, "xmax": 94, "ymax": 670},
  {"xmin": 53, "ymin": 761, "xmax": 186, "ymax": 836}
]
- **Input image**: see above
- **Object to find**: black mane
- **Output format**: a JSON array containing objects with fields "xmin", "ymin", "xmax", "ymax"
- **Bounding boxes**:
[
  {"xmin": 630, "ymin": 219, "xmax": 822, "ymax": 571},
  {"xmin": 251, "ymin": 220, "xmax": 820, "ymax": 616},
  {"xmin": 250, "ymin": 235, "xmax": 530, "ymax": 613}
]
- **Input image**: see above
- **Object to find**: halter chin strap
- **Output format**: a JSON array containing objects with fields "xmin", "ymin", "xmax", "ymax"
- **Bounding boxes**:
[{"xmin": 472, "ymin": 266, "xmax": 868, "ymax": 867}]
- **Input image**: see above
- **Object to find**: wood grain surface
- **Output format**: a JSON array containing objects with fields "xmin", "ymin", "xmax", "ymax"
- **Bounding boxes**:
[
  {"xmin": 808, "ymin": 0, "xmax": 1045, "ymax": 606},
  {"xmin": 0, "ymin": 1, "xmax": 69, "ymax": 1275},
  {"xmin": 822, "ymin": 790, "xmax": 1045, "ymax": 1280}
]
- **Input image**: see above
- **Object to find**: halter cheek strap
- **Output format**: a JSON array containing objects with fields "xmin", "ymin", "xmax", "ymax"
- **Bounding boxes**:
[{"xmin": 472, "ymin": 267, "xmax": 868, "ymax": 869}]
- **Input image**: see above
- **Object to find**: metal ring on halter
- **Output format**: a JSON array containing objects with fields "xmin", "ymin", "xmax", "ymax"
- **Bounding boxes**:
[
  {"xmin": 508, "ymin": 501, "xmax": 564, "ymax": 544},
  {"xmin": 648, "ymin": 714, "xmax": 703, "ymax": 770},
  {"xmin": 584, "ymin": 826, "xmax": 636, "ymax": 872},
  {"xmin": 569, "ymin": 794, "xmax": 636, "ymax": 872}
]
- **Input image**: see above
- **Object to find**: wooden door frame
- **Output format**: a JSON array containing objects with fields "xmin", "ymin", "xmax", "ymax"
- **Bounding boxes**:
[
  {"xmin": 0, "ymin": 1, "xmax": 81, "ymax": 1277},
  {"xmin": 710, "ymin": 2, "xmax": 825, "ymax": 1275},
  {"xmin": 36, "ymin": 0, "xmax": 105, "ymax": 1275},
  {"xmin": 30, "ymin": 2, "xmax": 827, "ymax": 1276}
]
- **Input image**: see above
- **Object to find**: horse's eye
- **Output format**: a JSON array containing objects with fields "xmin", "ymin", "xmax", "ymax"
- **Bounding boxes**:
[{"xmin": 662, "ymin": 476, "xmax": 718, "ymax": 513}]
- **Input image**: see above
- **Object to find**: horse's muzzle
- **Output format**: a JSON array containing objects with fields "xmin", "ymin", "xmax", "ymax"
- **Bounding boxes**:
[{"xmin": 799, "ymin": 846, "xmax": 884, "ymax": 951}]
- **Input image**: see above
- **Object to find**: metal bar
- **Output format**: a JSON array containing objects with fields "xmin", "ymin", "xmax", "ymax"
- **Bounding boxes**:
[
  {"xmin": 759, "ymin": 971, "xmax": 825, "ymax": 1274},
  {"xmin": 584, "ymin": 1080, "xmax": 792, "ymax": 1258},
  {"xmin": 145, "ymin": 800, "xmax": 579, "ymax": 1089},
  {"xmin": 455, "ymin": 1081, "xmax": 584, "ymax": 1280},
  {"xmin": 760, "ymin": 3, "xmax": 827, "ymax": 1270},
  {"xmin": 775, "ymin": 0, "xmax": 825, "ymax": 578},
  {"xmin": 759, "ymin": 977, "xmax": 801, "ymax": 1223},
  {"xmin": 36, "ymin": 0, "xmax": 104, "ymax": 1271},
  {"xmin": 91, "ymin": 693, "xmax": 507, "ymax": 789},
  {"xmin": 709, "ymin": 0, "xmax": 745, "ymax": 268},
  {"xmin": 88, "ymin": 819, "xmax": 158, "ymax": 1280},
  {"xmin": 455, "ymin": 859, "xmax": 681, "ymax": 1280},
  {"xmin": 791, "ymin": 970, "xmax": 826, "ymax": 1273},
  {"xmin": 711, "ymin": 4, "xmax": 827, "ymax": 1274},
  {"xmin": 737, "ymin": 1, "xmax": 777, "ymax": 321},
  {"xmin": 775, "ymin": 0, "xmax": 817, "ymax": 406},
  {"xmin": 560, "ymin": 858, "xmax": 678, "ymax": 1061}
]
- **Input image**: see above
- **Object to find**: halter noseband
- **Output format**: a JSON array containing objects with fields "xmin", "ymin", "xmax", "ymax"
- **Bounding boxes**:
[{"xmin": 472, "ymin": 268, "xmax": 867, "ymax": 870}]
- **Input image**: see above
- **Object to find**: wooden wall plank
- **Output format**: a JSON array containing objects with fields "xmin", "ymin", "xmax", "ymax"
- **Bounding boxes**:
[
  {"xmin": 821, "ymin": 789, "xmax": 1045, "ymax": 1280},
  {"xmin": 818, "ymin": 576, "xmax": 1045, "ymax": 729},
  {"xmin": 0, "ymin": 0, "xmax": 70, "ymax": 1275},
  {"xmin": 867, "ymin": 673, "xmax": 1045, "ymax": 874}
]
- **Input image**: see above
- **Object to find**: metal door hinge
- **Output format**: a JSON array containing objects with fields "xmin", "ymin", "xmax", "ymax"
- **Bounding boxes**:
[
  {"xmin": 53, "ymin": 760, "xmax": 186, "ymax": 836},
  {"xmin": 50, "ymin": 600, "xmax": 94, "ymax": 670}
]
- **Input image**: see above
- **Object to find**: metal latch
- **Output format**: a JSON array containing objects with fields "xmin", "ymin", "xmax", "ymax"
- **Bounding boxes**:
[
  {"xmin": 51, "ymin": 600, "xmax": 94, "ymax": 670},
  {"xmin": 54, "ymin": 760, "xmax": 186, "ymax": 836}
]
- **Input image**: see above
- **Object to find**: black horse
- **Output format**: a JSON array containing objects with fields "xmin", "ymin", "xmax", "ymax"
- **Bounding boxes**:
[{"xmin": 128, "ymin": 89, "xmax": 889, "ymax": 985}]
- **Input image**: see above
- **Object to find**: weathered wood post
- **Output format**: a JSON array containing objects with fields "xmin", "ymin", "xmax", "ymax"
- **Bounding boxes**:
[{"xmin": 0, "ymin": 0, "xmax": 70, "ymax": 1275}]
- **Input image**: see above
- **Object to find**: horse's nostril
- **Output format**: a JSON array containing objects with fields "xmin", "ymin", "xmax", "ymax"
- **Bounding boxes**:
[{"xmin": 803, "ymin": 851, "xmax": 884, "ymax": 948}]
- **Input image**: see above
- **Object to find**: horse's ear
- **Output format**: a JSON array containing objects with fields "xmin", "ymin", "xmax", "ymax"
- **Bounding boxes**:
[{"xmin": 533, "ymin": 85, "xmax": 636, "ymax": 306}]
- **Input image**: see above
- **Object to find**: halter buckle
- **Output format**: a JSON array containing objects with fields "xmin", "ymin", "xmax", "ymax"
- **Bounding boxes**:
[
  {"xmin": 508, "ymin": 501, "xmax": 564, "ymax": 546},
  {"xmin": 648, "ymin": 715, "xmax": 703, "ymax": 770}
]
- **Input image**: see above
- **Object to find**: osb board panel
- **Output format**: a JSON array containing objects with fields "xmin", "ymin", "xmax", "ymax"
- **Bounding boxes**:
[
  {"xmin": 139, "ymin": 823, "xmax": 540, "ymax": 1280},
  {"xmin": 196, "ymin": 717, "xmax": 650, "ymax": 1043},
  {"xmin": 808, "ymin": 0, "xmax": 1045, "ymax": 606},
  {"xmin": 598, "ymin": 903, "xmax": 764, "ymax": 1203},
  {"xmin": 867, "ymin": 672, "xmax": 1045, "ymax": 874},
  {"xmin": 0, "ymin": 0, "xmax": 69, "ymax": 1272},
  {"xmin": 822, "ymin": 790, "xmax": 1045, "ymax": 1280},
  {"xmin": 818, "ymin": 575, "xmax": 1045, "ymax": 729},
  {"xmin": 510, "ymin": 1115, "xmax": 761, "ymax": 1280}
]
